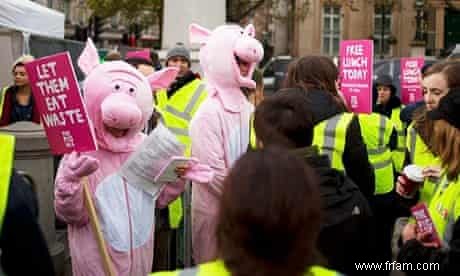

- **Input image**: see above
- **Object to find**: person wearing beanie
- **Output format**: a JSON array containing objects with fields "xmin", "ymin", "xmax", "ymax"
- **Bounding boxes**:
[
  {"xmin": 0, "ymin": 55, "xmax": 40, "ymax": 126},
  {"xmin": 125, "ymin": 49, "xmax": 155, "ymax": 77},
  {"xmin": 153, "ymin": 43, "xmax": 208, "ymax": 270},
  {"xmin": 373, "ymin": 74, "xmax": 406, "ymax": 172}
]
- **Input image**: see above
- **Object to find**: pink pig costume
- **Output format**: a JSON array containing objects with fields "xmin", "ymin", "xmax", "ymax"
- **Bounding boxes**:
[
  {"xmin": 54, "ymin": 40, "xmax": 183, "ymax": 276},
  {"xmin": 188, "ymin": 24, "xmax": 264, "ymax": 263}
]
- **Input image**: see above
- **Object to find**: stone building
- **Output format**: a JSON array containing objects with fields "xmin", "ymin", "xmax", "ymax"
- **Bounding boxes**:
[{"xmin": 249, "ymin": 0, "xmax": 460, "ymax": 58}]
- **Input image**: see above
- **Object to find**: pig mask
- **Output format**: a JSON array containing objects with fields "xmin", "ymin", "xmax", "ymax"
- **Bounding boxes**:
[
  {"xmin": 78, "ymin": 39, "xmax": 178, "ymax": 152},
  {"xmin": 189, "ymin": 23, "xmax": 264, "ymax": 97}
]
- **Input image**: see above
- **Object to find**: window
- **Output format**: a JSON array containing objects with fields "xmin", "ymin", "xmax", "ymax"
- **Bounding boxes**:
[
  {"xmin": 374, "ymin": 5, "xmax": 392, "ymax": 57},
  {"xmin": 322, "ymin": 6, "xmax": 341, "ymax": 56}
]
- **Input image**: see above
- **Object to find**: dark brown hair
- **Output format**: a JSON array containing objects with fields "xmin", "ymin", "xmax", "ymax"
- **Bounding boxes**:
[
  {"xmin": 283, "ymin": 55, "xmax": 347, "ymax": 111},
  {"xmin": 254, "ymin": 88, "xmax": 314, "ymax": 148},
  {"xmin": 216, "ymin": 148, "xmax": 321, "ymax": 276}
]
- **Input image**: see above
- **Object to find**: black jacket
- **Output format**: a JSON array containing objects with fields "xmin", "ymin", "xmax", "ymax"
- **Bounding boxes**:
[
  {"xmin": 166, "ymin": 70, "xmax": 199, "ymax": 98},
  {"xmin": 305, "ymin": 89, "xmax": 375, "ymax": 199},
  {"xmin": 292, "ymin": 146, "xmax": 376, "ymax": 276},
  {"xmin": 397, "ymin": 218, "xmax": 460, "ymax": 275},
  {"xmin": 0, "ymin": 169, "xmax": 55, "ymax": 276}
]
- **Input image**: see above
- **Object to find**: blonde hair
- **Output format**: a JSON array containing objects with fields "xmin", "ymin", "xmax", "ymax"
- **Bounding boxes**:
[
  {"xmin": 12, "ymin": 55, "xmax": 35, "ymax": 71},
  {"xmin": 431, "ymin": 120, "xmax": 460, "ymax": 180}
]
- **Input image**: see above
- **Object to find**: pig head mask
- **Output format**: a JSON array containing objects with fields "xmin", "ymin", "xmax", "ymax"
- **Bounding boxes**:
[
  {"xmin": 78, "ymin": 39, "xmax": 178, "ymax": 152},
  {"xmin": 189, "ymin": 23, "xmax": 264, "ymax": 92}
]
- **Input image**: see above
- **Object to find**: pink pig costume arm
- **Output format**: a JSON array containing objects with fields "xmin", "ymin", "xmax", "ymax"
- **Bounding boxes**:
[
  {"xmin": 54, "ymin": 154, "xmax": 89, "ymax": 226},
  {"xmin": 55, "ymin": 38, "xmax": 180, "ymax": 225},
  {"xmin": 155, "ymin": 179, "xmax": 187, "ymax": 208}
]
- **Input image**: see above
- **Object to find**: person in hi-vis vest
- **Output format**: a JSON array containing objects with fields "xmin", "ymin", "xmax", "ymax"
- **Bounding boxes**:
[
  {"xmin": 404, "ymin": 61, "xmax": 460, "ymax": 204},
  {"xmin": 283, "ymin": 56, "xmax": 375, "ymax": 200},
  {"xmin": 0, "ymin": 134, "xmax": 55, "ymax": 275},
  {"xmin": 153, "ymin": 42, "xmax": 208, "ymax": 269},
  {"xmin": 398, "ymin": 90, "xmax": 460, "ymax": 275},
  {"xmin": 373, "ymin": 74, "xmax": 405, "ymax": 172},
  {"xmin": 151, "ymin": 148, "xmax": 342, "ymax": 276}
]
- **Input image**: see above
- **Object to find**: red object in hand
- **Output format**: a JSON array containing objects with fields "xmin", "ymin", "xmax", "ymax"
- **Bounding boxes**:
[{"xmin": 411, "ymin": 203, "xmax": 442, "ymax": 248}]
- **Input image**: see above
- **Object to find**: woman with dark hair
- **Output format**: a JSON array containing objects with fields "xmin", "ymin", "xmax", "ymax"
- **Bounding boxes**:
[
  {"xmin": 397, "ymin": 90, "xmax": 460, "ymax": 275},
  {"xmin": 151, "ymin": 148, "xmax": 340, "ymax": 276},
  {"xmin": 0, "ymin": 55, "xmax": 40, "ymax": 126},
  {"xmin": 283, "ymin": 55, "xmax": 374, "ymax": 200}
]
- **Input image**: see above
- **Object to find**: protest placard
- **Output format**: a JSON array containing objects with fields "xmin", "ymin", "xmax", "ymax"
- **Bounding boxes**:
[
  {"xmin": 25, "ymin": 52, "xmax": 97, "ymax": 154},
  {"xmin": 400, "ymin": 57, "xmax": 424, "ymax": 105},
  {"xmin": 339, "ymin": 40, "xmax": 374, "ymax": 114}
]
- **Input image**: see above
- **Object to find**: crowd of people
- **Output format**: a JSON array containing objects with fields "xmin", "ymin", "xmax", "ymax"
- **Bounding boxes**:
[{"xmin": 1, "ymin": 22, "xmax": 460, "ymax": 276}]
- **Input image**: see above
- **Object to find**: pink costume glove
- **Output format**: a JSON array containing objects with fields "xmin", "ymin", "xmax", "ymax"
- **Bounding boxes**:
[
  {"xmin": 182, "ymin": 159, "xmax": 214, "ymax": 184},
  {"xmin": 64, "ymin": 152, "xmax": 100, "ymax": 182}
]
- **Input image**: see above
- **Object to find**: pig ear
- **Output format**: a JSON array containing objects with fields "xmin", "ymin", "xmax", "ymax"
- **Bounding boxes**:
[
  {"xmin": 148, "ymin": 67, "xmax": 179, "ymax": 91},
  {"xmin": 189, "ymin": 23, "xmax": 211, "ymax": 45},
  {"xmin": 78, "ymin": 38, "xmax": 100, "ymax": 75},
  {"xmin": 243, "ymin": 24, "xmax": 256, "ymax": 38}
]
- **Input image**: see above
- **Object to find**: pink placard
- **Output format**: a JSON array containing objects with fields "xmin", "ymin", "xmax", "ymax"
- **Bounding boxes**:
[
  {"xmin": 400, "ymin": 57, "xmax": 424, "ymax": 105},
  {"xmin": 339, "ymin": 40, "xmax": 374, "ymax": 114},
  {"xmin": 25, "ymin": 52, "xmax": 97, "ymax": 154}
]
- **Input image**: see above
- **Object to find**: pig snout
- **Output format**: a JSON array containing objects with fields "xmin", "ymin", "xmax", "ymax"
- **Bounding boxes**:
[
  {"xmin": 234, "ymin": 37, "xmax": 264, "ymax": 63},
  {"xmin": 100, "ymin": 93, "xmax": 142, "ymax": 129}
]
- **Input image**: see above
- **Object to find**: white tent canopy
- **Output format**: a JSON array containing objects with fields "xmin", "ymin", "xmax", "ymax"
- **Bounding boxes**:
[{"xmin": 0, "ymin": 0, "xmax": 65, "ymax": 39}]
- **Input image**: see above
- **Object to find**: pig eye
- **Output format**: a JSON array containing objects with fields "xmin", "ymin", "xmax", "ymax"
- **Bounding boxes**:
[
  {"xmin": 114, "ymin": 84, "xmax": 121, "ymax": 90},
  {"xmin": 128, "ymin": 87, "xmax": 135, "ymax": 94}
]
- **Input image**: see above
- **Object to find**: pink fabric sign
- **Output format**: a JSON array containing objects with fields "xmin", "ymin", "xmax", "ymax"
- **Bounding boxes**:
[
  {"xmin": 339, "ymin": 40, "xmax": 374, "ymax": 114},
  {"xmin": 25, "ymin": 52, "xmax": 97, "ymax": 154},
  {"xmin": 400, "ymin": 57, "xmax": 424, "ymax": 105}
]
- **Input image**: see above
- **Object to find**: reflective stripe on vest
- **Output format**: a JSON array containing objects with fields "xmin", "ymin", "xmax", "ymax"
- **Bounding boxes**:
[
  {"xmin": 313, "ymin": 113, "xmax": 354, "ymax": 172},
  {"xmin": 150, "ymin": 260, "xmax": 341, "ymax": 276},
  {"xmin": 390, "ymin": 107, "xmax": 405, "ymax": 171},
  {"xmin": 428, "ymin": 174, "xmax": 460, "ymax": 247},
  {"xmin": 0, "ymin": 87, "xmax": 9, "ymax": 119},
  {"xmin": 358, "ymin": 113, "xmax": 394, "ymax": 195},
  {"xmin": 249, "ymin": 114, "xmax": 257, "ymax": 149},
  {"xmin": 156, "ymin": 80, "xmax": 207, "ymax": 154},
  {"xmin": 155, "ymin": 80, "xmax": 207, "ymax": 229},
  {"xmin": 406, "ymin": 124, "xmax": 441, "ymax": 204},
  {"xmin": 0, "ymin": 134, "xmax": 15, "ymax": 232}
]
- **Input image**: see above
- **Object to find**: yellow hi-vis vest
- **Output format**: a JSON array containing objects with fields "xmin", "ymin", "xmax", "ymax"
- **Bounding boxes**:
[
  {"xmin": 155, "ymin": 79, "xmax": 207, "ymax": 229},
  {"xmin": 390, "ymin": 107, "xmax": 405, "ymax": 172},
  {"xmin": 358, "ymin": 113, "xmax": 394, "ymax": 195},
  {"xmin": 313, "ymin": 113, "xmax": 354, "ymax": 172},
  {"xmin": 0, "ymin": 134, "xmax": 15, "ymax": 232},
  {"xmin": 406, "ymin": 124, "xmax": 441, "ymax": 204},
  {"xmin": 428, "ymin": 174, "xmax": 460, "ymax": 247},
  {"xmin": 0, "ymin": 86, "xmax": 10, "ymax": 119},
  {"xmin": 249, "ymin": 114, "xmax": 257, "ymax": 149},
  {"xmin": 150, "ymin": 259, "xmax": 341, "ymax": 276}
]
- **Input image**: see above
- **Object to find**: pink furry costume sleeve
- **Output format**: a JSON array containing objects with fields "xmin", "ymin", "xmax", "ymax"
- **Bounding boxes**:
[
  {"xmin": 54, "ymin": 39, "xmax": 182, "ymax": 276},
  {"xmin": 188, "ymin": 24, "xmax": 264, "ymax": 263}
]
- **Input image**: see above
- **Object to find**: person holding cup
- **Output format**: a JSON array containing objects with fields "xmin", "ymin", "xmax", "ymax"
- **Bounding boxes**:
[
  {"xmin": 405, "ymin": 61, "xmax": 460, "ymax": 203},
  {"xmin": 397, "ymin": 90, "xmax": 460, "ymax": 275}
]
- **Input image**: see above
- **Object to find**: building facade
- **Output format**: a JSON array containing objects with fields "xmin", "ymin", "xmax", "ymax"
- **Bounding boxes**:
[{"xmin": 248, "ymin": 0, "xmax": 460, "ymax": 59}]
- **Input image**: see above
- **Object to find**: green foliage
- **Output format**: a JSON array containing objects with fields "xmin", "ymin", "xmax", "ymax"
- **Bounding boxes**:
[{"xmin": 86, "ymin": 0, "xmax": 162, "ymax": 27}]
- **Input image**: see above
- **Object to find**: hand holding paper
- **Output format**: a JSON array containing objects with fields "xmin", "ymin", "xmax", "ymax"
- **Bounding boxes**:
[{"xmin": 155, "ymin": 156, "xmax": 214, "ymax": 184}]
